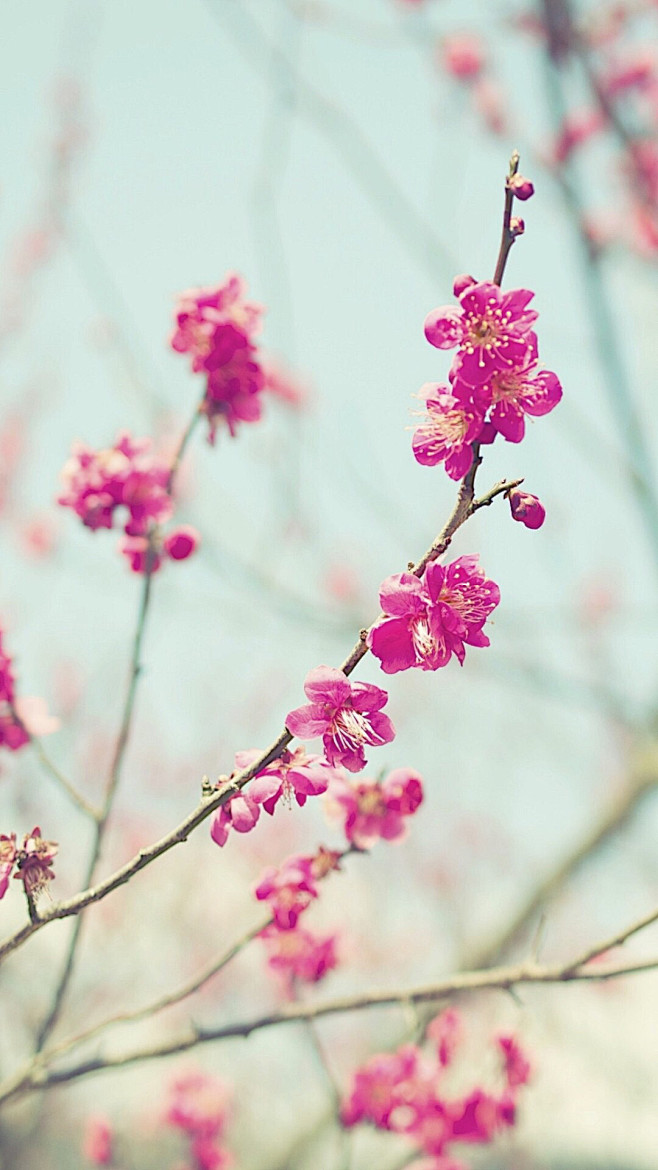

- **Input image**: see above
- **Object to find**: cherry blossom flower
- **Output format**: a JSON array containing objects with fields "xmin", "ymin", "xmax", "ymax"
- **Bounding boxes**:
[
  {"xmin": 170, "ymin": 274, "xmax": 266, "ymax": 442},
  {"xmin": 367, "ymin": 558, "xmax": 500, "ymax": 674},
  {"xmin": 286, "ymin": 666, "xmax": 395, "ymax": 772},
  {"xmin": 325, "ymin": 768, "xmax": 423, "ymax": 849},
  {"xmin": 424, "ymin": 281, "xmax": 537, "ymax": 388},
  {"xmin": 58, "ymin": 432, "xmax": 172, "ymax": 535},
  {"xmin": 411, "ymin": 383, "xmax": 483, "ymax": 478},
  {"xmin": 507, "ymin": 487, "xmax": 546, "ymax": 529},
  {"xmin": 471, "ymin": 342, "xmax": 562, "ymax": 442},
  {"xmin": 166, "ymin": 1070, "xmax": 231, "ymax": 1140},
  {"xmin": 341, "ymin": 1014, "xmax": 531, "ymax": 1164},
  {"xmin": 13, "ymin": 827, "xmax": 58, "ymax": 899},
  {"xmin": 260, "ymin": 922, "xmax": 338, "ymax": 990},
  {"xmin": 254, "ymin": 853, "xmax": 319, "ymax": 929},
  {"xmin": 170, "ymin": 275, "xmax": 263, "ymax": 373},
  {"xmin": 235, "ymin": 745, "xmax": 339, "ymax": 813}
]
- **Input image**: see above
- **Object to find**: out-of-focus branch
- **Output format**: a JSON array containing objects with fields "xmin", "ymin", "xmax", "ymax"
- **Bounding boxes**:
[
  {"xmin": 460, "ymin": 737, "xmax": 658, "ymax": 971},
  {"xmin": 4, "ymin": 904, "xmax": 658, "ymax": 1104},
  {"xmin": 205, "ymin": 0, "xmax": 457, "ymax": 284}
]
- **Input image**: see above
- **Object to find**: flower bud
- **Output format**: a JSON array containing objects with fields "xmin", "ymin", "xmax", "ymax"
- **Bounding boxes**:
[
  {"xmin": 508, "ymin": 487, "xmax": 545, "ymax": 529},
  {"xmin": 509, "ymin": 173, "xmax": 535, "ymax": 200},
  {"xmin": 452, "ymin": 273, "xmax": 477, "ymax": 297},
  {"xmin": 164, "ymin": 525, "xmax": 200, "ymax": 561},
  {"xmin": 510, "ymin": 216, "xmax": 525, "ymax": 236}
]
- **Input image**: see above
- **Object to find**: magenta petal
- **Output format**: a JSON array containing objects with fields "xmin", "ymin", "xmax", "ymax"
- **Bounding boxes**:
[
  {"xmin": 230, "ymin": 795, "xmax": 260, "ymax": 833},
  {"xmin": 492, "ymin": 402, "xmax": 525, "ymax": 442},
  {"xmin": 378, "ymin": 573, "xmax": 427, "ymax": 617},
  {"xmin": 303, "ymin": 665, "xmax": 351, "ymax": 706},
  {"xmin": 424, "ymin": 306, "xmax": 463, "ymax": 350},
  {"xmin": 249, "ymin": 774, "xmax": 284, "ymax": 803},
  {"xmin": 423, "ymin": 562, "xmax": 447, "ymax": 605},
  {"xmin": 210, "ymin": 809, "xmax": 230, "ymax": 847},
  {"xmin": 368, "ymin": 618, "xmax": 417, "ymax": 674},
  {"xmin": 286, "ymin": 703, "xmax": 329, "ymax": 739},
  {"xmin": 351, "ymin": 682, "xmax": 390, "ymax": 714},
  {"xmin": 368, "ymin": 711, "xmax": 396, "ymax": 745},
  {"xmin": 287, "ymin": 768, "xmax": 329, "ymax": 796}
]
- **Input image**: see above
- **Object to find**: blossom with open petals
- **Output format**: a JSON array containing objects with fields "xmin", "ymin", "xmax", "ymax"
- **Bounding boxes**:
[
  {"xmin": 286, "ymin": 666, "xmax": 395, "ymax": 773},
  {"xmin": 424, "ymin": 281, "xmax": 537, "ymax": 387},
  {"xmin": 260, "ymin": 923, "xmax": 338, "ymax": 990},
  {"xmin": 326, "ymin": 768, "xmax": 423, "ymax": 849},
  {"xmin": 368, "ymin": 558, "xmax": 499, "ymax": 674},
  {"xmin": 254, "ymin": 853, "xmax": 319, "ymax": 929},
  {"xmin": 471, "ymin": 342, "xmax": 562, "ymax": 443},
  {"xmin": 411, "ymin": 383, "xmax": 483, "ymax": 479}
]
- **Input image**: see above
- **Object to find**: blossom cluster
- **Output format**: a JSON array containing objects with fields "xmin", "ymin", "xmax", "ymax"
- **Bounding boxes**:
[
  {"xmin": 0, "ymin": 629, "xmax": 58, "ymax": 753},
  {"xmin": 210, "ymin": 745, "xmax": 339, "ymax": 848},
  {"xmin": 413, "ymin": 276, "xmax": 562, "ymax": 483},
  {"xmin": 0, "ymin": 826, "xmax": 58, "ymax": 901},
  {"xmin": 255, "ymin": 847, "xmax": 341, "ymax": 993},
  {"xmin": 367, "ymin": 556, "xmax": 500, "ymax": 674},
  {"xmin": 165, "ymin": 1070, "xmax": 234, "ymax": 1170},
  {"xmin": 341, "ymin": 1009, "xmax": 531, "ymax": 1169},
  {"xmin": 325, "ymin": 767, "xmax": 423, "ymax": 848},
  {"xmin": 170, "ymin": 273, "xmax": 265, "ymax": 442},
  {"xmin": 57, "ymin": 431, "xmax": 199, "ymax": 574}
]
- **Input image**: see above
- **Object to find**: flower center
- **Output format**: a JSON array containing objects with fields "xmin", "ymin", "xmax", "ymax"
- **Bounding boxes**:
[
  {"xmin": 332, "ymin": 707, "xmax": 383, "ymax": 751},
  {"xmin": 356, "ymin": 788, "xmax": 386, "ymax": 817},
  {"xmin": 411, "ymin": 616, "xmax": 437, "ymax": 661}
]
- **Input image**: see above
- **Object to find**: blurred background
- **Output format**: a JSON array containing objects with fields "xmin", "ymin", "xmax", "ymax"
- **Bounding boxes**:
[{"xmin": 1, "ymin": 0, "xmax": 658, "ymax": 1166}]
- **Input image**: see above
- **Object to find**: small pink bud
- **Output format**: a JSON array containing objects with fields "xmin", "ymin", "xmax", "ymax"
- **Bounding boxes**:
[
  {"xmin": 508, "ymin": 487, "xmax": 545, "ymax": 529},
  {"xmin": 510, "ymin": 216, "xmax": 525, "ymax": 236},
  {"xmin": 164, "ymin": 525, "xmax": 200, "ymax": 561},
  {"xmin": 509, "ymin": 173, "xmax": 535, "ymax": 200},
  {"xmin": 441, "ymin": 34, "xmax": 485, "ymax": 81},
  {"xmin": 452, "ymin": 273, "xmax": 477, "ymax": 297}
]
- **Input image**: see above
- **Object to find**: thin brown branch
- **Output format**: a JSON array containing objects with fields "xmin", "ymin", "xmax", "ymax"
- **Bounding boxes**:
[
  {"xmin": 21, "ymin": 732, "xmax": 100, "ymax": 822},
  {"xmin": 6, "ymin": 919, "xmax": 658, "ymax": 1104}
]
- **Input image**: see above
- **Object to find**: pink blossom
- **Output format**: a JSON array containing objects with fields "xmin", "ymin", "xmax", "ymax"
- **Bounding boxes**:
[
  {"xmin": 209, "ymin": 781, "xmax": 279, "ymax": 848},
  {"xmin": 119, "ymin": 534, "xmax": 164, "ymax": 575},
  {"xmin": 170, "ymin": 275, "xmax": 267, "ymax": 443},
  {"xmin": 254, "ymin": 853, "xmax": 319, "ymax": 929},
  {"xmin": 509, "ymin": 173, "xmax": 534, "ymax": 201},
  {"xmin": 472, "ymin": 343, "xmax": 562, "ymax": 442},
  {"xmin": 0, "ymin": 632, "xmax": 58, "ymax": 752},
  {"xmin": 234, "ymin": 745, "xmax": 339, "ymax": 814},
  {"xmin": 58, "ymin": 432, "xmax": 172, "ymax": 535},
  {"xmin": 441, "ymin": 34, "xmax": 485, "ymax": 81},
  {"xmin": 424, "ymin": 281, "xmax": 538, "ymax": 388},
  {"xmin": 411, "ymin": 383, "xmax": 483, "ymax": 479},
  {"xmin": 507, "ymin": 487, "xmax": 546, "ymax": 529},
  {"xmin": 260, "ymin": 923, "xmax": 338, "ymax": 989},
  {"xmin": 170, "ymin": 275, "xmax": 263, "ymax": 373},
  {"xmin": 286, "ymin": 666, "xmax": 395, "ymax": 773},
  {"xmin": 82, "ymin": 1117, "xmax": 113, "ymax": 1165},
  {"xmin": 166, "ymin": 1070, "xmax": 231, "ymax": 1141},
  {"xmin": 367, "ymin": 557, "xmax": 500, "ymax": 674},
  {"xmin": 326, "ymin": 768, "xmax": 423, "ymax": 849},
  {"xmin": 13, "ymin": 826, "xmax": 58, "ymax": 899},
  {"xmin": 341, "ymin": 1045, "xmax": 425, "ymax": 1129}
]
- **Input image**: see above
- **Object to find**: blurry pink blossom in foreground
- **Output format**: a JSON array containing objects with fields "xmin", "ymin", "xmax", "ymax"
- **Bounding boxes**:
[
  {"xmin": 286, "ymin": 666, "xmax": 395, "ymax": 772},
  {"xmin": 58, "ymin": 432, "xmax": 171, "ymax": 535},
  {"xmin": 325, "ymin": 768, "xmax": 423, "ymax": 848},
  {"xmin": 368, "ymin": 557, "xmax": 500, "ymax": 673},
  {"xmin": 166, "ymin": 1069, "xmax": 233, "ymax": 1170},
  {"xmin": 0, "ymin": 630, "xmax": 59, "ymax": 752}
]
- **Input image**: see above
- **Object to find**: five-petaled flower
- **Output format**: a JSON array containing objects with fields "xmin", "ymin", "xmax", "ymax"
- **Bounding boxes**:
[
  {"xmin": 325, "ymin": 768, "xmax": 423, "ymax": 849},
  {"xmin": 286, "ymin": 666, "xmax": 395, "ymax": 772},
  {"xmin": 368, "ymin": 557, "xmax": 500, "ymax": 674},
  {"xmin": 424, "ymin": 280, "xmax": 538, "ymax": 387}
]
